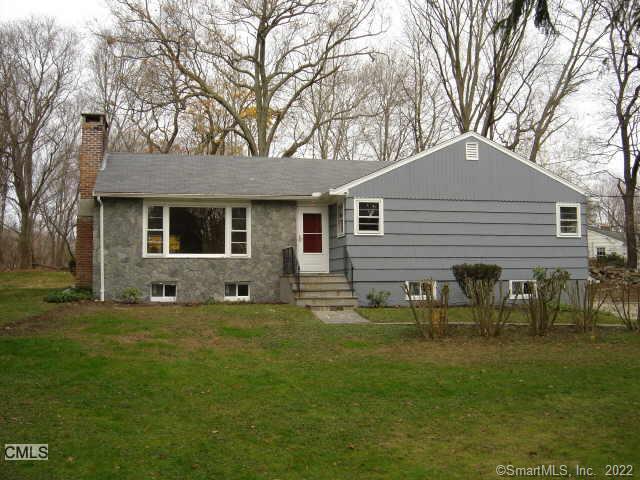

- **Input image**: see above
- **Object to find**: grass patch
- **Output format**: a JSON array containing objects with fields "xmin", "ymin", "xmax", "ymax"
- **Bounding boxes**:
[
  {"xmin": 358, "ymin": 306, "xmax": 622, "ymax": 325},
  {"xmin": 1, "ymin": 271, "xmax": 639, "ymax": 479},
  {"xmin": 0, "ymin": 270, "xmax": 73, "ymax": 326}
]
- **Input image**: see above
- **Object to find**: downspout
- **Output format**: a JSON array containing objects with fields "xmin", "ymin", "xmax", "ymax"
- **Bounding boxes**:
[{"xmin": 97, "ymin": 196, "xmax": 105, "ymax": 301}]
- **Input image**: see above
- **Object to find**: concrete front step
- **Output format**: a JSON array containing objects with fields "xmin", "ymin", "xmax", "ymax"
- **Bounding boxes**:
[
  {"xmin": 296, "ymin": 289, "xmax": 355, "ymax": 299},
  {"xmin": 293, "ymin": 282, "xmax": 353, "ymax": 292},
  {"xmin": 295, "ymin": 296, "xmax": 359, "ymax": 308}
]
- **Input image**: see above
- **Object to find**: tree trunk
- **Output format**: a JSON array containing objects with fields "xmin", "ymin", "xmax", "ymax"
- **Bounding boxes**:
[
  {"xmin": 623, "ymin": 191, "xmax": 638, "ymax": 269},
  {"xmin": 18, "ymin": 211, "xmax": 33, "ymax": 269}
]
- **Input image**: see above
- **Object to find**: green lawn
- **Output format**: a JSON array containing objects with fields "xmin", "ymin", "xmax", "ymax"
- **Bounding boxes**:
[
  {"xmin": 357, "ymin": 306, "xmax": 622, "ymax": 325},
  {"xmin": 1, "ymin": 271, "xmax": 639, "ymax": 479}
]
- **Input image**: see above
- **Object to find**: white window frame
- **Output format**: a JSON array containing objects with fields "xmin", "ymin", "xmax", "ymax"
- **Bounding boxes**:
[
  {"xmin": 509, "ymin": 280, "xmax": 536, "ymax": 300},
  {"xmin": 354, "ymin": 198, "xmax": 384, "ymax": 236},
  {"xmin": 596, "ymin": 246, "xmax": 606, "ymax": 258},
  {"xmin": 404, "ymin": 280, "xmax": 438, "ymax": 301},
  {"xmin": 556, "ymin": 202, "xmax": 581, "ymax": 238},
  {"xmin": 150, "ymin": 282, "xmax": 177, "ymax": 302},
  {"xmin": 224, "ymin": 282, "xmax": 250, "ymax": 302},
  {"xmin": 336, "ymin": 200, "xmax": 345, "ymax": 238},
  {"xmin": 142, "ymin": 200, "xmax": 251, "ymax": 258}
]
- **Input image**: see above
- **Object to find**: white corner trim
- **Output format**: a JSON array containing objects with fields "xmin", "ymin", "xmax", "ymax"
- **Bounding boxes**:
[
  {"xmin": 354, "ymin": 198, "xmax": 384, "ymax": 236},
  {"xmin": 329, "ymin": 132, "xmax": 588, "ymax": 197},
  {"xmin": 556, "ymin": 202, "xmax": 582, "ymax": 238}
]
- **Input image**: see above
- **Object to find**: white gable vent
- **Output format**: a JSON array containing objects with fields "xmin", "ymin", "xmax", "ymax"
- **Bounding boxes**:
[{"xmin": 465, "ymin": 142, "xmax": 479, "ymax": 161}]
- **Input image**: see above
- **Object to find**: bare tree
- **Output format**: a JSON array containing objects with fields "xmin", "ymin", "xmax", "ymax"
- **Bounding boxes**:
[
  {"xmin": 0, "ymin": 17, "xmax": 80, "ymax": 268},
  {"xmin": 105, "ymin": 0, "xmax": 382, "ymax": 157},
  {"xmin": 599, "ymin": 0, "xmax": 640, "ymax": 268}
]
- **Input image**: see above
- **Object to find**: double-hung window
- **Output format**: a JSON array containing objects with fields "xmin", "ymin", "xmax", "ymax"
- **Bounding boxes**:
[
  {"xmin": 354, "ymin": 198, "xmax": 384, "ymax": 235},
  {"xmin": 336, "ymin": 201, "xmax": 345, "ymax": 237},
  {"xmin": 143, "ymin": 203, "xmax": 250, "ymax": 257},
  {"xmin": 556, "ymin": 203, "xmax": 581, "ymax": 238}
]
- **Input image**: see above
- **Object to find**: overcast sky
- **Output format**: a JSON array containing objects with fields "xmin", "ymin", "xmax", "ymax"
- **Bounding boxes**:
[{"xmin": 0, "ymin": 0, "xmax": 618, "ymax": 180}]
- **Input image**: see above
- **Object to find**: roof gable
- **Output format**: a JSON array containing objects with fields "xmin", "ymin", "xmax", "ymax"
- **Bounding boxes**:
[{"xmin": 330, "ymin": 132, "xmax": 587, "ymax": 197}]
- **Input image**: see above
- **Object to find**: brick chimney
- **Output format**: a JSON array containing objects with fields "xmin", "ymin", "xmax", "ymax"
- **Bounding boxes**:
[{"xmin": 76, "ymin": 113, "xmax": 108, "ymax": 289}]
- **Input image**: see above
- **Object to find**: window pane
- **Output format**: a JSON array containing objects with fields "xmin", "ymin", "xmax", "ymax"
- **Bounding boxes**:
[
  {"xmin": 147, "ymin": 231, "xmax": 163, "ymax": 253},
  {"xmin": 225, "ymin": 283, "xmax": 236, "ymax": 297},
  {"xmin": 303, "ymin": 233, "xmax": 322, "ymax": 253},
  {"xmin": 164, "ymin": 284, "xmax": 177, "ymax": 297},
  {"xmin": 231, "ymin": 243, "xmax": 247, "ymax": 254},
  {"xmin": 232, "ymin": 218, "xmax": 246, "ymax": 230},
  {"xmin": 237, "ymin": 284, "xmax": 249, "ymax": 297},
  {"xmin": 151, "ymin": 283, "xmax": 163, "ymax": 297},
  {"xmin": 359, "ymin": 217, "xmax": 379, "ymax": 231},
  {"xmin": 148, "ymin": 206, "xmax": 163, "ymax": 229},
  {"xmin": 231, "ymin": 207, "xmax": 246, "ymax": 219},
  {"xmin": 560, "ymin": 207, "xmax": 577, "ymax": 219},
  {"xmin": 359, "ymin": 202, "xmax": 379, "ymax": 217},
  {"xmin": 169, "ymin": 207, "xmax": 225, "ymax": 254},
  {"xmin": 232, "ymin": 232, "xmax": 247, "ymax": 243}
]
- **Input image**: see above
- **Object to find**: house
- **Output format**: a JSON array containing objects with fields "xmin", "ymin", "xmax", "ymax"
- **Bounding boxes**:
[
  {"xmin": 76, "ymin": 113, "xmax": 589, "ymax": 307},
  {"xmin": 587, "ymin": 226, "xmax": 627, "ymax": 260}
]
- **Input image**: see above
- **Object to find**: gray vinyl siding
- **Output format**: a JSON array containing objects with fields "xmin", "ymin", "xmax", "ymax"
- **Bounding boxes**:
[
  {"xmin": 328, "ymin": 203, "xmax": 346, "ymax": 273},
  {"xmin": 345, "ymin": 139, "xmax": 588, "ymax": 306}
]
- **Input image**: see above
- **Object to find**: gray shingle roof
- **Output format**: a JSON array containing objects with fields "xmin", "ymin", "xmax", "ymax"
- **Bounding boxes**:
[
  {"xmin": 94, "ymin": 153, "xmax": 386, "ymax": 197},
  {"xmin": 587, "ymin": 226, "xmax": 626, "ymax": 242}
]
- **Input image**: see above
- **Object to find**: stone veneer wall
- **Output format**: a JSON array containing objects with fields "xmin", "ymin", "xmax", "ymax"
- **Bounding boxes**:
[{"xmin": 93, "ymin": 198, "xmax": 297, "ymax": 302}]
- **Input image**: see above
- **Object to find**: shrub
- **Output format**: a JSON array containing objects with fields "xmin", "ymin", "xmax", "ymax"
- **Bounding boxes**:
[
  {"xmin": 366, "ymin": 289, "xmax": 391, "ymax": 308},
  {"xmin": 522, "ymin": 267, "xmax": 570, "ymax": 336},
  {"xmin": 402, "ymin": 280, "xmax": 449, "ymax": 339},
  {"xmin": 594, "ymin": 252, "xmax": 625, "ymax": 267},
  {"xmin": 608, "ymin": 281, "xmax": 640, "ymax": 331},
  {"xmin": 465, "ymin": 279, "xmax": 512, "ymax": 337},
  {"xmin": 452, "ymin": 263, "xmax": 502, "ymax": 299},
  {"xmin": 120, "ymin": 287, "xmax": 142, "ymax": 304},
  {"xmin": 567, "ymin": 280, "xmax": 607, "ymax": 333},
  {"xmin": 45, "ymin": 287, "xmax": 92, "ymax": 303}
]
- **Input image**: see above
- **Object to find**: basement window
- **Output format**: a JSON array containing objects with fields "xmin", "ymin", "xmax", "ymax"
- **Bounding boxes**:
[
  {"xmin": 556, "ymin": 203, "xmax": 581, "ymax": 238},
  {"xmin": 404, "ymin": 280, "xmax": 438, "ymax": 301},
  {"xmin": 465, "ymin": 142, "xmax": 479, "ymax": 161},
  {"xmin": 150, "ymin": 282, "xmax": 177, "ymax": 302},
  {"xmin": 224, "ymin": 283, "xmax": 250, "ymax": 302},
  {"xmin": 509, "ymin": 280, "xmax": 536, "ymax": 300}
]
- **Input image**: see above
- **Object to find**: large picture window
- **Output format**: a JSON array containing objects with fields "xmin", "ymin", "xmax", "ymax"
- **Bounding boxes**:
[
  {"xmin": 170, "ymin": 207, "xmax": 225, "ymax": 254},
  {"xmin": 143, "ymin": 203, "xmax": 250, "ymax": 258}
]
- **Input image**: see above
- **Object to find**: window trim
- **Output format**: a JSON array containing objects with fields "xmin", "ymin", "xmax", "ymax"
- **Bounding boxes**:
[
  {"xmin": 150, "ymin": 282, "xmax": 177, "ymax": 302},
  {"xmin": 596, "ymin": 246, "xmax": 606, "ymax": 258},
  {"xmin": 509, "ymin": 280, "xmax": 536, "ymax": 300},
  {"xmin": 142, "ymin": 200, "xmax": 251, "ymax": 258},
  {"xmin": 336, "ymin": 200, "xmax": 345, "ymax": 238},
  {"xmin": 556, "ymin": 202, "xmax": 581, "ymax": 238},
  {"xmin": 224, "ymin": 282, "xmax": 251, "ymax": 302},
  {"xmin": 354, "ymin": 198, "xmax": 384, "ymax": 236},
  {"xmin": 404, "ymin": 280, "xmax": 438, "ymax": 301}
]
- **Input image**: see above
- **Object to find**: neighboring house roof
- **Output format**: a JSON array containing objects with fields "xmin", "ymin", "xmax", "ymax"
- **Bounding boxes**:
[
  {"xmin": 94, "ymin": 153, "xmax": 386, "ymax": 198},
  {"xmin": 94, "ymin": 132, "xmax": 588, "ymax": 198},
  {"xmin": 587, "ymin": 226, "xmax": 626, "ymax": 243}
]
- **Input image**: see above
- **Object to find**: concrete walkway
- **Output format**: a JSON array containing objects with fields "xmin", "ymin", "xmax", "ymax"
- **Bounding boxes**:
[{"xmin": 313, "ymin": 309, "xmax": 370, "ymax": 324}]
